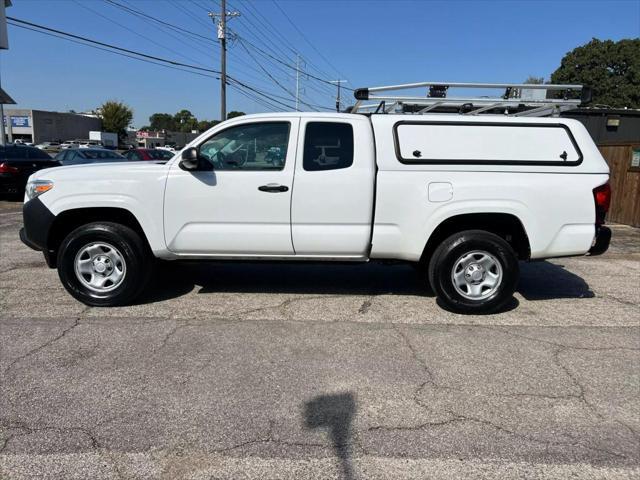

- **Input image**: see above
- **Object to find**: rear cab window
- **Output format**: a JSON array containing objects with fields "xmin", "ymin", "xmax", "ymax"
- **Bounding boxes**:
[
  {"xmin": 394, "ymin": 121, "xmax": 582, "ymax": 165},
  {"xmin": 303, "ymin": 122, "xmax": 354, "ymax": 171}
]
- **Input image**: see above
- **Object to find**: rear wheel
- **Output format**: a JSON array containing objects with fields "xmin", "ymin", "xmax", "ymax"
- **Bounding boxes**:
[
  {"xmin": 428, "ymin": 230, "xmax": 518, "ymax": 314},
  {"xmin": 57, "ymin": 222, "xmax": 152, "ymax": 307}
]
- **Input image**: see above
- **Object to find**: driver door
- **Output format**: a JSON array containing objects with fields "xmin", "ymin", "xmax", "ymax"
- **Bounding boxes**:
[{"xmin": 164, "ymin": 119, "xmax": 299, "ymax": 256}]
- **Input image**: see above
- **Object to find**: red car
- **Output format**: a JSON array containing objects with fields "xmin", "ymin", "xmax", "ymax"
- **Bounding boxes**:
[{"xmin": 122, "ymin": 148, "xmax": 175, "ymax": 161}]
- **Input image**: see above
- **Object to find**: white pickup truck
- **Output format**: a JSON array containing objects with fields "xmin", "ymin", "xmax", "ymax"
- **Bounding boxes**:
[{"xmin": 20, "ymin": 91, "xmax": 612, "ymax": 313}]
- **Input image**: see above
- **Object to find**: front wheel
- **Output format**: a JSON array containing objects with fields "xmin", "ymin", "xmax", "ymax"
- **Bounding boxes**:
[
  {"xmin": 57, "ymin": 222, "xmax": 152, "ymax": 307},
  {"xmin": 428, "ymin": 230, "xmax": 519, "ymax": 314}
]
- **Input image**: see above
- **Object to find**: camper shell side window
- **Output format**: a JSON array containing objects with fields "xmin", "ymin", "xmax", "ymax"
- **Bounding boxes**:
[{"xmin": 393, "ymin": 121, "xmax": 583, "ymax": 166}]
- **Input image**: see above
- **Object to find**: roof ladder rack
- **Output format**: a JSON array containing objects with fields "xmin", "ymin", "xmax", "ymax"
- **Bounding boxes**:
[{"xmin": 351, "ymin": 81, "xmax": 591, "ymax": 117}]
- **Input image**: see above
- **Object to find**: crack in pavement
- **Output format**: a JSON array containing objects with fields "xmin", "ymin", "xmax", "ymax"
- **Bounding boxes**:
[
  {"xmin": 152, "ymin": 319, "xmax": 189, "ymax": 354},
  {"xmin": 0, "ymin": 418, "xmax": 127, "ymax": 479},
  {"xmin": 223, "ymin": 295, "xmax": 348, "ymax": 320},
  {"xmin": 455, "ymin": 411, "xmax": 629, "ymax": 460},
  {"xmin": 597, "ymin": 293, "xmax": 640, "ymax": 308},
  {"xmin": 0, "ymin": 423, "xmax": 99, "ymax": 453},
  {"xmin": 377, "ymin": 325, "xmax": 635, "ymax": 461},
  {"xmin": 479, "ymin": 326, "xmax": 640, "ymax": 352},
  {"xmin": 2, "ymin": 316, "xmax": 82, "ymax": 376},
  {"xmin": 358, "ymin": 297, "xmax": 374, "ymax": 314}
]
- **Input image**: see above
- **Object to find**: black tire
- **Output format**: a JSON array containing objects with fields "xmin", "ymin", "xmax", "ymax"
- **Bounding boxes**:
[
  {"xmin": 428, "ymin": 230, "xmax": 519, "ymax": 314},
  {"xmin": 57, "ymin": 222, "xmax": 152, "ymax": 307}
]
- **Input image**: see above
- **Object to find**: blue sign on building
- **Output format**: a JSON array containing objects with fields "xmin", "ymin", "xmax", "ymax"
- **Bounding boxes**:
[
  {"xmin": 11, "ymin": 116, "xmax": 30, "ymax": 127},
  {"xmin": 2, "ymin": 116, "xmax": 31, "ymax": 127}
]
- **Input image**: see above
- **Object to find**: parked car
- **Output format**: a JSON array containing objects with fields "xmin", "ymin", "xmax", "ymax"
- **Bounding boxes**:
[
  {"xmin": 35, "ymin": 141, "xmax": 62, "ymax": 151},
  {"xmin": 122, "ymin": 148, "xmax": 175, "ymax": 161},
  {"xmin": 54, "ymin": 148, "xmax": 129, "ymax": 165},
  {"xmin": 20, "ymin": 96, "xmax": 612, "ymax": 312},
  {"xmin": 59, "ymin": 140, "xmax": 81, "ymax": 150},
  {"xmin": 0, "ymin": 145, "xmax": 59, "ymax": 196},
  {"xmin": 156, "ymin": 145, "xmax": 176, "ymax": 153},
  {"xmin": 78, "ymin": 141, "xmax": 104, "ymax": 149}
]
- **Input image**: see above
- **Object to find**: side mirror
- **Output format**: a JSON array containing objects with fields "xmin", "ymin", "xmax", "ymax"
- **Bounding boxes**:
[{"xmin": 179, "ymin": 147, "xmax": 212, "ymax": 171}]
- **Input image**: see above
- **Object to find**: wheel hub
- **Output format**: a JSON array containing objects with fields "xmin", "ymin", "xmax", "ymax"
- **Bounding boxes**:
[
  {"xmin": 451, "ymin": 250, "xmax": 503, "ymax": 301},
  {"xmin": 74, "ymin": 242, "xmax": 126, "ymax": 293},
  {"xmin": 92, "ymin": 256, "xmax": 112, "ymax": 274},
  {"xmin": 465, "ymin": 263, "xmax": 485, "ymax": 283}
]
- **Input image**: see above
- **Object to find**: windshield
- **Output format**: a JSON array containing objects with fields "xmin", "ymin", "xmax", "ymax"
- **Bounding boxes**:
[
  {"xmin": 146, "ymin": 149, "xmax": 174, "ymax": 160},
  {"xmin": 81, "ymin": 150, "xmax": 125, "ymax": 160}
]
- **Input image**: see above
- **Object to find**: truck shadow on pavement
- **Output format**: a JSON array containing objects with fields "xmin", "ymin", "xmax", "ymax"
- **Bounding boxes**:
[
  {"xmin": 304, "ymin": 392, "xmax": 357, "ymax": 480},
  {"xmin": 139, "ymin": 261, "xmax": 432, "ymax": 304},
  {"xmin": 518, "ymin": 261, "xmax": 594, "ymax": 300},
  {"xmin": 137, "ymin": 259, "xmax": 593, "ymax": 307}
]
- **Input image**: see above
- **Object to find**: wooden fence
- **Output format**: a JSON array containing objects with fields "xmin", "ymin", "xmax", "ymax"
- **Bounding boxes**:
[{"xmin": 598, "ymin": 143, "xmax": 640, "ymax": 227}]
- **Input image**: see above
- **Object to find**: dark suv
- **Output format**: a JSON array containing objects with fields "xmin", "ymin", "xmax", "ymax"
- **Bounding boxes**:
[{"xmin": 0, "ymin": 145, "xmax": 60, "ymax": 196}]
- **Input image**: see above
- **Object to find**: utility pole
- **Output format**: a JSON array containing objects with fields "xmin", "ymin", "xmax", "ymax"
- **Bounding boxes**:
[
  {"xmin": 0, "ymin": 0, "xmax": 11, "ymax": 146},
  {"xmin": 330, "ymin": 80, "xmax": 348, "ymax": 112},
  {"xmin": 209, "ymin": 0, "xmax": 239, "ymax": 121}
]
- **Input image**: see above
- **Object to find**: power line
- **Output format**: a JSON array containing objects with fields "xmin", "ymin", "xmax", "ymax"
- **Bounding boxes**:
[
  {"xmin": 103, "ymin": 0, "xmax": 213, "ymax": 44},
  {"xmin": 271, "ymin": 0, "xmax": 350, "ymax": 83},
  {"xmin": 228, "ymin": 0, "xmax": 297, "ymax": 62},
  {"xmin": 247, "ymin": 0, "xmax": 340, "ymax": 85},
  {"xmin": 7, "ymin": 20, "xmax": 221, "ymax": 80},
  {"xmin": 103, "ymin": 0, "xmax": 342, "ymax": 100},
  {"xmin": 73, "ymin": 0, "xmax": 210, "ymax": 68},
  {"xmin": 238, "ymin": 38, "xmax": 329, "ymax": 111},
  {"xmin": 228, "ymin": 0, "xmax": 340, "ymax": 102},
  {"xmin": 7, "ymin": 17, "xmax": 305, "ymax": 114},
  {"xmin": 7, "ymin": 16, "xmax": 222, "ymax": 75},
  {"xmin": 112, "ymin": 0, "xmax": 297, "ymax": 96},
  {"xmin": 235, "ymin": 33, "xmax": 354, "ymax": 91},
  {"xmin": 228, "ymin": 77, "xmax": 297, "ymax": 110}
]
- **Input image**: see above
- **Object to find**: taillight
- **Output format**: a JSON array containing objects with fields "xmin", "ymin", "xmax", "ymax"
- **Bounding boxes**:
[
  {"xmin": 0, "ymin": 162, "xmax": 19, "ymax": 174},
  {"xmin": 593, "ymin": 182, "xmax": 611, "ymax": 226}
]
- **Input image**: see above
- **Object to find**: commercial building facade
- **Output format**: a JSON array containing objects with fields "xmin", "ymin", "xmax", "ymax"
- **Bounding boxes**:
[
  {"xmin": 133, "ymin": 130, "xmax": 199, "ymax": 149},
  {"xmin": 2, "ymin": 109, "xmax": 102, "ymax": 144}
]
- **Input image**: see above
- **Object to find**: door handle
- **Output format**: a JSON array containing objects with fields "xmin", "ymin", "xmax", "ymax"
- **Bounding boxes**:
[{"xmin": 258, "ymin": 184, "xmax": 289, "ymax": 193}]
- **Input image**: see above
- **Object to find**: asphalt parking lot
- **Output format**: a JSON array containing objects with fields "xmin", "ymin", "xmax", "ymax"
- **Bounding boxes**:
[{"xmin": 0, "ymin": 199, "xmax": 638, "ymax": 479}]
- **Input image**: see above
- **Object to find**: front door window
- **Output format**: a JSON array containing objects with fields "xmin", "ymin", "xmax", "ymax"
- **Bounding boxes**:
[{"xmin": 198, "ymin": 122, "xmax": 290, "ymax": 171}]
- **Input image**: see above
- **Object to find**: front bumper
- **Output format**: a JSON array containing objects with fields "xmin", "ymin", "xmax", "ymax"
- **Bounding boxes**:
[
  {"xmin": 20, "ymin": 197, "xmax": 57, "ymax": 267},
  {"xmin": 588, "ymin": 226, "xmax": 611, "ymax": 256},
  {"xmin": 19, "ymin": 227, "xmax": 41, "ymax": 250}
]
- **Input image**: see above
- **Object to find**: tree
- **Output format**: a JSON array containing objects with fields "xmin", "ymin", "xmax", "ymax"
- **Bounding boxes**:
[
  {"xmin": 197, "ymin": 120, "xmax": 220, "ymax": 132},
  {"xmin": 149, "ymin": 113, "xmax": 176, "ymax": 131},
  {"xmin": 550, "ymin": 38, "xmax": 640, "ymax": 108},
  {"xmin": 173, "ymin": 109, "xmax": 198, "ymax": 132},
  {"xmin": 227, "ymin": 111, "xmax": 245, "ymax": 119},
  {"xmin": 99, "ymin": 100, "xmax": 133, "ymax": 141}
]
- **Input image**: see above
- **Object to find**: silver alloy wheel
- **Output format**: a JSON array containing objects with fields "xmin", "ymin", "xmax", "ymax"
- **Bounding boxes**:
[
  {"xmin": 451, "ymin": 250, "xmax": 503, "ymax": 300},
  {"xmin": 74, "ymin": 242, "xmax": 126, "ymax": 293}
]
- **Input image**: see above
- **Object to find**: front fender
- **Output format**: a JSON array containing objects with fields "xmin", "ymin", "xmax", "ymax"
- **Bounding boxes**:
[{"xmin": 43, "ymin": 193, "xmax": 166, "ymax": 253}]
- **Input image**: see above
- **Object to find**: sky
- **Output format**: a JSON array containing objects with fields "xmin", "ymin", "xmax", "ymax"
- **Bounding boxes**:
[{"xmin": 1, "ymin": 0, "xmax": 639, "ymax": 127}]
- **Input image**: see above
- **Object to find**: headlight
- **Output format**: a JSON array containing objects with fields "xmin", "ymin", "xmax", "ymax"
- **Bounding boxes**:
[{"xmin": 26, "ymin": 180, "xmax": 54, "ymax": 200}]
